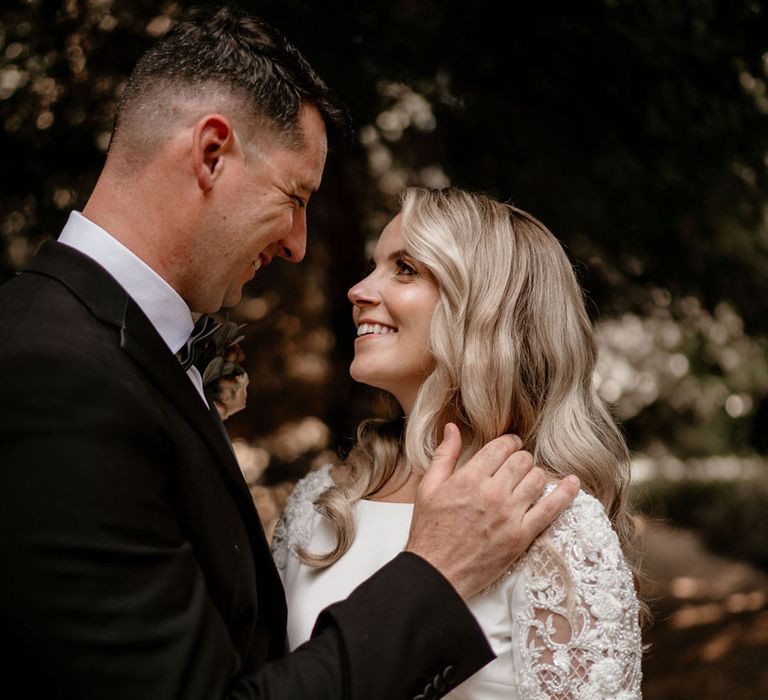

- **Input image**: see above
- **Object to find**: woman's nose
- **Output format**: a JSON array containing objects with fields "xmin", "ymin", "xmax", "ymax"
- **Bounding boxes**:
[{"xmin": 347, "ymin": 270, "xmax": 380, "ymax": 307}]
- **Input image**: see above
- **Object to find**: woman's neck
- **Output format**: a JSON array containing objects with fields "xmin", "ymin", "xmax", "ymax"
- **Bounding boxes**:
[
  {"xmin": 365, "ymin": 412, "xmax": 471, "ymax": 503},
  {"xmin": 366, "ymin": 469, "xmax": 421, "ymax": 503}
]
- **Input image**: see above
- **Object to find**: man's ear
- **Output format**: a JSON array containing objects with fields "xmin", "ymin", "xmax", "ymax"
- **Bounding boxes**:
[{"xmin": 192, "ymin": 114, "xmax": 235, "ymax": 191}]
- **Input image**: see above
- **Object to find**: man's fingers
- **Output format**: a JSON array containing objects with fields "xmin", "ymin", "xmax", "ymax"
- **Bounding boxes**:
[
  {"xmin": 490, "ymin": 449, "xmax": 534, "ymax": 491},
  {"xmin": 521, "ymin": 475, "xmax": 580, "ymax": 539},
  {"xmin": 464, "ymin": 434, "xmax": 523, "ymax": 477},
  {"xmin": 514, "ymin": 465, "xmax": 547, "ymax": 505},
  {"xmin": 421, "ymin": 423, "xmax": 463, "ymax": 492}
]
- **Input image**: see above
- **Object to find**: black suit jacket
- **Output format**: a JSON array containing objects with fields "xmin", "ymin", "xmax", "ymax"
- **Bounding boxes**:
[{"xmin": 0, "ymin": 241, "xmax": 493, "ymax": 699}]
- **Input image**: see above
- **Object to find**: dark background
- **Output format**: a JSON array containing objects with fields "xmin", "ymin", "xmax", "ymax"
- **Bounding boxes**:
[{"xmin": 2, "ymin": 1, "xmax": 768, "ymax": 696}]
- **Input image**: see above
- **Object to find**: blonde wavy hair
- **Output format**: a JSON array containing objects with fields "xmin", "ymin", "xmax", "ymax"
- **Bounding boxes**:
[{"xmin": 299, "ymin": 187, "xmax": 636, "ymax": 584}]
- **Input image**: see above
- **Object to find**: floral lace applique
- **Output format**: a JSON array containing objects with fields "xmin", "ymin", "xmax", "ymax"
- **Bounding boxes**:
[
  {"xmin": 515, "ymin": 489, "xmax": 642, "ymax": 700},
  {"xmin": 271, "ymin": 464, "xmax": 334, "ymax": 570}
]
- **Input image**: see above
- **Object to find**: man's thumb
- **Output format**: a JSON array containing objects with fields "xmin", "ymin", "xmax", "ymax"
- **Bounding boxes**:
[{"xmin": 422, "ymin": 423, "xmax": 462, "ymax": 492}]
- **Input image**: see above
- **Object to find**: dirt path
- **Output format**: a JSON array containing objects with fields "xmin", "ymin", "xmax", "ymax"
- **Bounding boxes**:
[{"xmin": 638, "ymin": 519, "xmax": 768, "ymax": 699}]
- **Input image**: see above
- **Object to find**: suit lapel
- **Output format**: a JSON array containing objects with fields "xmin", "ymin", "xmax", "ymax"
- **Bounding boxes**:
[
  {"xmin": 120, "ymin": 307, "xmax": 287, "ymax": 645},
  {"xmin": 119, "ymin": 301, "xmax": 258, "ymax": 514},
  {"xmin": 25, "ymin": 242, "xmax": 277, "ymax": 559}
]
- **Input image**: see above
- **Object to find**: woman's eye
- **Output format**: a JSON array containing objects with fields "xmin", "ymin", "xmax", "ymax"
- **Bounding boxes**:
[{"xmin": 395, "ymin": 258, "xmax": 417, "ymax": 276}]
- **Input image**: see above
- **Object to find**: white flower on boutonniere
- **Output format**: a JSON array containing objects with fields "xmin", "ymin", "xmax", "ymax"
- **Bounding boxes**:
[{"xmin": 200, "ymin": 321, "xmax": 249, "ymax": 421}]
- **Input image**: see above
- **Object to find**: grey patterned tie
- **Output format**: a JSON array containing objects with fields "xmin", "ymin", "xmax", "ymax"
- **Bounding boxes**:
[{"xmin": 176, "ymin": 314, "xmax": 221, "ymax": 372}]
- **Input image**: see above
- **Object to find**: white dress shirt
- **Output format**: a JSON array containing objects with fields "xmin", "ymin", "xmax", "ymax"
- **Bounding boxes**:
[{"xmin": 58, "ymin": 211, "xmax": 207, "ymax": 402}]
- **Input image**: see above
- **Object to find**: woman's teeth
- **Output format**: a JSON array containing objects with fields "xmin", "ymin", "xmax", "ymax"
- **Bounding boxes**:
[{"xmin": 357, "ymin": 323, "xmax": 397, "ymax": 337}]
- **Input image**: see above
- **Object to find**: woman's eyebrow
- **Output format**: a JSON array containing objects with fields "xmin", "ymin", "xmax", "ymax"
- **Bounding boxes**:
[{"xmin": 366, "ymin": 249, "xmax": 408, "ymax": 267}]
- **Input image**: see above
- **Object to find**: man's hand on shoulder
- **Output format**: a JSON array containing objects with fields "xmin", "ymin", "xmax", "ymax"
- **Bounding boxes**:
[{"xmin": 405, "ymin": 423, "xmax": 580, "ymax": 600}]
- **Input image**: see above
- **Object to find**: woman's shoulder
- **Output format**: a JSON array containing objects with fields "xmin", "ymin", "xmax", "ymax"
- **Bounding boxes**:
[
  {"xmin": 290, "ymin": 463, "xmax": 336, "ymax": 503},
  {"xmin": 521, "ymin": 483, "xmax": 637, "ymax": 606},
  {"xmin": 271, "ymin": 464, "xmax": 335, "ymax": 569},
  {"xmin": 542, "ymin": 484, "xmax": 621, "ymax": 554},
  {"xmin": 513, "ymin": 487, "xmax": 643, "ymax": 699}
]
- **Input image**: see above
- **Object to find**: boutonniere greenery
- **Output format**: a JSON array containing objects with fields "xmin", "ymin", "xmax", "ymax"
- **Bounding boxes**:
[{"xmin": 201, "ymin": 321, "xmax": 250, "ymax": 421}]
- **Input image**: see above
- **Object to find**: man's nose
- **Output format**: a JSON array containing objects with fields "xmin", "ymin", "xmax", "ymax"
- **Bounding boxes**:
[{"xmin": 279, "ymin": 209, "xmax": 307, "ymax": 263}]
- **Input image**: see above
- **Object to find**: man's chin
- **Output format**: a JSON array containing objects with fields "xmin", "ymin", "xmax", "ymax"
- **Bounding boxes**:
[
  {"xmin": 190, "ymin": 291, "xmax": 240, "ymax": 314},
  {"xmin": 220, "ymin": 287, "xmax": 244, "ymax": 310}
]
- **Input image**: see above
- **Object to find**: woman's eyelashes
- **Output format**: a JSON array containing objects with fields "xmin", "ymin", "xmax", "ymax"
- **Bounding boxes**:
[
  {"xmin": 394, "ymin": 255, "xmax": 417, "ymax": 277},
  {"xmin": 361, "ymin": 252, "xmax": 421, "ymax": 279}
]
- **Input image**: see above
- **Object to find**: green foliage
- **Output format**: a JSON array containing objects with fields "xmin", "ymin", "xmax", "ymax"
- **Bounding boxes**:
[{"xmin": 634, "ymin": 478, "xmax": 768, "ymax": 569}]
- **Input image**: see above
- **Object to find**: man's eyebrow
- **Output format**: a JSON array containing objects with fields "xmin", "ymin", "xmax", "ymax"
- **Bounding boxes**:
[{"xmin": 293, "ymin": 180, "xmax": 319, "ymax": 197}]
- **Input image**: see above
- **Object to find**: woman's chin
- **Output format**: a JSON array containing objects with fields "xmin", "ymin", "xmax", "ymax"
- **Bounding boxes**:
[
  {"xmin": 350, "ymin": 366, "xmax": 378, "ymax": 388},
  {"xmin": 349, "ymin": 365, "xmax": 390, "ymax": 392}
]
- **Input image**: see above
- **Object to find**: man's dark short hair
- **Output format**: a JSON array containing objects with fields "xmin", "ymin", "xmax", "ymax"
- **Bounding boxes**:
[{"xmin": 116, "ymin": 5, "xmax": 349, "ymax": 148}]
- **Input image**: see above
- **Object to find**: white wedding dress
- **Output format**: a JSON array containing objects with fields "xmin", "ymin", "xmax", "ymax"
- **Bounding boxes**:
[{"xmin": 272, "ymin": 465, "xmax": 642, "ymax": 699}]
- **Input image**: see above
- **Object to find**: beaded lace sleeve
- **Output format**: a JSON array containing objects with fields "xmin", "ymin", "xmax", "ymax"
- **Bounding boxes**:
[
  {"xmin": 271, "ymin": 464, "xmax": 334, "ymax": 570},
  {"xmin": 513, "ymin": 489, "xmax": 643, "ymax": 700}
]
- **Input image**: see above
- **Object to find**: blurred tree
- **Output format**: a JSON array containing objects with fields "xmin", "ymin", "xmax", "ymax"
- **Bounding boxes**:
[
  {"xmin": 2, "ymin": 0, "xmax": 767, "ymax": 469},
  {"xmin": 0, "ymin": 0, "xmax": 161, "ymax": 280}
]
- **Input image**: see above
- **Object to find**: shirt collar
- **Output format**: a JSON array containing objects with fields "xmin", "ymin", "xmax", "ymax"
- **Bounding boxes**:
[{"xmin": 57, "ymin": 211, "xmax": 194, "ymax": 354}]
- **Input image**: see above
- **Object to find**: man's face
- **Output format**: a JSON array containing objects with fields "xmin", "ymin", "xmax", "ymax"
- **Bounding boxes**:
[{"xmin": 196, "ymin": 104, "xmax": 328, "ymax": 311}]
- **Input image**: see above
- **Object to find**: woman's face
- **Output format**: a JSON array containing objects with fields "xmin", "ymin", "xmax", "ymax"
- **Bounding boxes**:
[{"xmin": 347, "ymin": 214, "xmax": 440, "ymax": 414}]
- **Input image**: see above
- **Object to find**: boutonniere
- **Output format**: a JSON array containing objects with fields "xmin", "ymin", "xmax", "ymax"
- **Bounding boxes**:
[{"xmin": 201, "ymin": 321, "xmax": 249, "ymax": 421}]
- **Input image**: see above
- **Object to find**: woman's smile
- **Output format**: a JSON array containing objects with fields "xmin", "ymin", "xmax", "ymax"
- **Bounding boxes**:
[{"xmin": 347, "ymin": 214, "xmax": 440, "ymax": 414}]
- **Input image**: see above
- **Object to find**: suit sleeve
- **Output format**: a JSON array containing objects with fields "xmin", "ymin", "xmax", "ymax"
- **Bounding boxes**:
[
  {"xmin": 0, "ymin": 315, "xmax": 492, "ymax": 700},
  {"xmin": 230, "ymin": 554, "xmax": 493, "ymax": 699}
]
